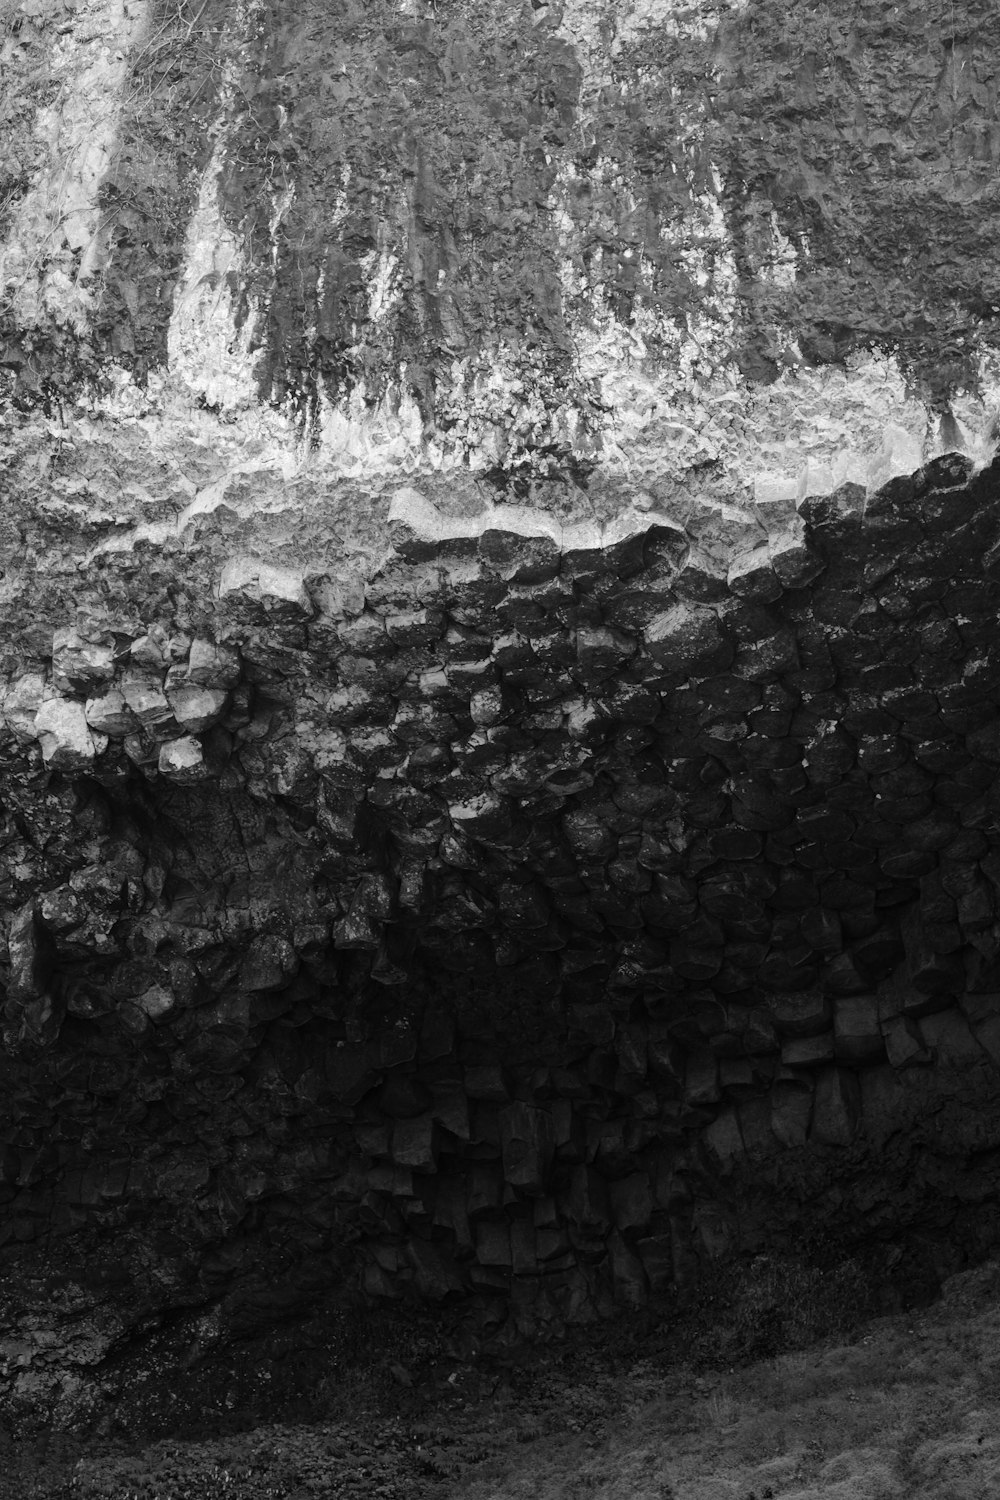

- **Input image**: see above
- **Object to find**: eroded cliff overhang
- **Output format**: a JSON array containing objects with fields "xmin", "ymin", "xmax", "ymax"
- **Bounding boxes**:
[{"xmin": 4, "ymin": 0, "xmax": 1000, "ymax": 473}]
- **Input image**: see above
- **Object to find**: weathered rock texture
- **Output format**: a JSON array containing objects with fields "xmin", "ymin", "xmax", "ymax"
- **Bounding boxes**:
[{"xmin": 2, "ymin": 0, "xmax": 1000, "ymax": 1438}]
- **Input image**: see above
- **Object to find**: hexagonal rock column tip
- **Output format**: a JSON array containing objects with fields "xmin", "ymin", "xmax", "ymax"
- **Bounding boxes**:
[
  {"xmin": 218, "ymin": 558, "xmax": 314, "ymax": 617},
  {"xmin": 34, "ymin": 699, "xmax": 104, "ymax": 769}
]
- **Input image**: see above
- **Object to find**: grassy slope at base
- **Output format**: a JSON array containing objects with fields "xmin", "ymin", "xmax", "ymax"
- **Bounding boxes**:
[
  {"xmin": 8, "ymin": 1256, "xmax": 999, "ymax": 1499},
  {"xmin": 457, "ymin": 1263, "xmax": 1000, "ymax": 1500}
]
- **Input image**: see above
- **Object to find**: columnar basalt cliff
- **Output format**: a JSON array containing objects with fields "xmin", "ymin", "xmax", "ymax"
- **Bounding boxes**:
[{"xmin": 3, "ymin": 0, "xmax": 1000, "ymax": 1437}]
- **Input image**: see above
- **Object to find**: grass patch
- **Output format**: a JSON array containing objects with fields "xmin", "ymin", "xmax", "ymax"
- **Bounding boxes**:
[
  {"xmin": 11, "ymin": 1257, "xmax": 1000, "ymax": 1498},
  {"xmin": 455, "ymin": 1260, "xmax": 1000, "ymax": 1500}
]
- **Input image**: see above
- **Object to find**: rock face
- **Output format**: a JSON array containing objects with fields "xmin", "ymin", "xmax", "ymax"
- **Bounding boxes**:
[{"xmin": 2, "ymin": 0, "xmax": 1000, "ymax": 1438}]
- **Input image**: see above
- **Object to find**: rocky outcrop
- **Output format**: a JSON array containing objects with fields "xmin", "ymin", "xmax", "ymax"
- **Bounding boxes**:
[
  {"xmin": 3, "ymin": 429, "xmax": 1000, "ymax": 1429},
  {"xmin": 2, "ymin": 0, "xmax": 1000, "ymax": 1441}
]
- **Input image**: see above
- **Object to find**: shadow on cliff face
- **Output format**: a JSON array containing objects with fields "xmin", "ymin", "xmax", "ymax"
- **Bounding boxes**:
[
  {"xmin": 706, "ymin": 0, "xmax": 1000, "ymax": 400},
  {"xmin": 216, "ymin": 0, "xmax": 588, "ymax": 445},
  {"xmin": 207, "ymin": 0, "xmax": 1000, "ymax": 427},
  {"xmin": 5, "ymin": 0, "xmax": 1000, "ymax": 426}
]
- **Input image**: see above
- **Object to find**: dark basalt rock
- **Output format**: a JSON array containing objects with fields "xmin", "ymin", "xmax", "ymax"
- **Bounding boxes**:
[{"xmin": 0, "ymin": 454, "xmax": 1000, "ymax": 1434}]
